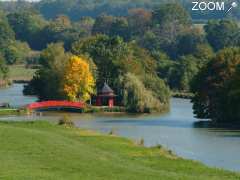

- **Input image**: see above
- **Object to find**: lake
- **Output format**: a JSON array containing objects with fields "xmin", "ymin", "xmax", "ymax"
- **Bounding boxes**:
[
  {"xmin": 0, "ymin": 84, "xmax": 240, "ymax": 172},
  {"xmin": 0, "ymin": 84, "xmax": 38, "ymax": 107}
]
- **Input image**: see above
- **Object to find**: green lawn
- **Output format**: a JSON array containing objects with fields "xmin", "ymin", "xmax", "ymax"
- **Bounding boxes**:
[
  {"xmin": 8, "ymin": 65, "xmax": 36, "ymax": 81},
  {"xmin": 0, "ymin": 121, "xmax": 239, "ymax": 180}
]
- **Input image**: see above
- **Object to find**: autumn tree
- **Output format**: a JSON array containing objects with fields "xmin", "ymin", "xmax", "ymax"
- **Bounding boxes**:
[
  {"xmin": 128, "ymin": 8, "xmax": 151, "ymax": 37},
  {"xmin": 63, "ymin": 56, "xmax": 95, "ymax": 102}
]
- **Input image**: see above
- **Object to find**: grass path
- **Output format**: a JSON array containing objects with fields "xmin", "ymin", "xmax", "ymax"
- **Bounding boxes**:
[{"xmin": 0, "ymin": 121, "xmax": 239, "ymax": 180}]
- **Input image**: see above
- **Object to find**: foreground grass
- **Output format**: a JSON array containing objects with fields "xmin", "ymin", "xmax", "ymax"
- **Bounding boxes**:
[
  {"xmin": 0, "ymin": 121, "xmax": 239, "ymax": 180},
  {"xmin": 8, "ymin": 65, "xmax": 36, "ymax": 81}
]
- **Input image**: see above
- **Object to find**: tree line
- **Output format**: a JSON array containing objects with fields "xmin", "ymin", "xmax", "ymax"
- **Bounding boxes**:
[{"xmin": 1, "ymin": 0, "xmax": 239, "ymax": 21}]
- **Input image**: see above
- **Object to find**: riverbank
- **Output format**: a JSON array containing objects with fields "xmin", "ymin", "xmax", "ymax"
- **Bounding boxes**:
[
  {"xmin": 0, "ymin": 65, "xmax": 36, "ymax": 88},
  {"xmin": 171, "ymin": 91, "xmax": 194, "ymax": 99},
  {"xmin": 0, "ymin": 121, "xmax": 239, "ymax": 179},
  {"xmin": 0, "ymin": 109, "xmax": 22, "ymax": 115}
]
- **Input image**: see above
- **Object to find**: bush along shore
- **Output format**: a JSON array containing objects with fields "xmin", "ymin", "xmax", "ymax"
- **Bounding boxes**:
[
  {"xmin": 0, "ymin": 121, "xmax": 239, "ymax": 180},
  {"xmin": 171, "ymin": 91, "xmax": 194, "ymax": 99}
]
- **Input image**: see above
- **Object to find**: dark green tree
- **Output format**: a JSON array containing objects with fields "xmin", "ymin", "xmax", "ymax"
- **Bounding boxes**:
[
  {"xmin": 92, "ymin": 15, "xmax": 114, "ymax": 35},
  {"xmin": 152, "ymin": 3, "xmax": 191, "ymax": 44},
  {"xmin": 177, "ymin": 56, "xmax": 200, "ymax": 91},
  {"xmin": 176, "ymin": 28, "xmax": 206, "ymax": 57},
  {"xmin": 191, "ymin": 47, "xmax": 240, "ymax": 122},
  {"xmin": 204, "ymin": 20, "xmax": 240, "ymax": 51},
  {"xmin": 140, "ymin": 3, "xmax": 191, "ymax": 59},
  {"xmin": 109, "ymin": 17, "xmax": 130, "ymax": 41},
  {"xmin": 40, "ymin": 15, "xmax": 86, "ymax": 50}
]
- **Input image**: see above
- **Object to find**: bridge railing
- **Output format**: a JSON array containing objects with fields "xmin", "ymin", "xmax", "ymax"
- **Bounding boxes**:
[{"xmin": 27, "ymin": 101, "xmax": 85, "ymax": 110}]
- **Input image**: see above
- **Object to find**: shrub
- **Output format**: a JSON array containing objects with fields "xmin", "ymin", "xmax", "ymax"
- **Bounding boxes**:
[
  {"xmin": 109, "ymin": 128, "xmax": 117, "ymax": 136},
  {"xmin": 58, "ymin": 114, "xmax": 74, "ymax": 127},
  {"xmin": 136, "ymin": 138, "xmax": 145, "ymax": 146}
]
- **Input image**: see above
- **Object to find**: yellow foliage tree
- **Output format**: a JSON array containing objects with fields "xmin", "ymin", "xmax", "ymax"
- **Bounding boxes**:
[{"xmin": 63, "ymin": 55, "xmax": 95, "ymax": 102}]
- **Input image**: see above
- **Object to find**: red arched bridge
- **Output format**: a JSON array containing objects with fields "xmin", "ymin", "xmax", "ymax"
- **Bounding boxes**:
[{"xmin": 27, "ymin": 101, "xmax": 85, "ymax": 111}]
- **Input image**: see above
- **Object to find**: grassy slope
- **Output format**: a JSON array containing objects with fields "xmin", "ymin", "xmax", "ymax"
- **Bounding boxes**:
[
  {"xmin": 8, "ymin": 65, "xmax": 36, "ymax": 81},
  {"xmin": 0, "ymin": 121, "xmax": 239, "ymax": 180}
]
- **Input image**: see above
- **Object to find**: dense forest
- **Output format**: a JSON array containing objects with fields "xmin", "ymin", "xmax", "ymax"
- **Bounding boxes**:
[
  {"xmin": 1, "ymin": 0, "xmax": 240, "ymax": 21},
  {"xmin": 0, "ymin": 0, "xmax": 240, "ymax": 22},
  {"xmin": 0, "ymin": 0, "xmax": 240, "ymax": 121}
]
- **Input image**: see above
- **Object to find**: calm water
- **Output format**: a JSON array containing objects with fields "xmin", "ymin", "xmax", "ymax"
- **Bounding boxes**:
[
  {"xmin": 0, "ymin": 84, "xmax": 38, "ymax": 108},
  {"xmin": 1, "ymin": 84, "xmax": 240, "ymax": 172}
]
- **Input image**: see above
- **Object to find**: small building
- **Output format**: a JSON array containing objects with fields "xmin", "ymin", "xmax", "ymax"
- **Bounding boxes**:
[{"xmin": 96, "ymin": 83, "xmax": 116, "ymax": 108}]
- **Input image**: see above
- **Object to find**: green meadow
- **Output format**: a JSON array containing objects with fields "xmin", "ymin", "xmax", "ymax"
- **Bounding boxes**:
[{"xmin": 0, "ymin": 121, "xmax": 239, "ymax": 180}]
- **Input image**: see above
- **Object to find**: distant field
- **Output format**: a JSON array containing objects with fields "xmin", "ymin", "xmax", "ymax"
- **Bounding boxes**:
[
  {"xmin": 193, "ymin": 23, "xmax": 205, "ymax": 32},
  {"xmin": 8, "ymin": 65, "xmax": 36, "ymax": 81},
  {"xmin": 0, "ymin": 121, "xmax": 239, "ymax": 180}
]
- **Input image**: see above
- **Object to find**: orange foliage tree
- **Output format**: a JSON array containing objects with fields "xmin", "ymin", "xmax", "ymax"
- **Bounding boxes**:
[{"xmin": 63, "ymin": 55, "xmax": 95, "ymax": 102}]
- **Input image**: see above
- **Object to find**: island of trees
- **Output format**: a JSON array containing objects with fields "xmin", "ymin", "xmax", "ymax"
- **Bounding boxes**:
[{"xmin": 0, "ymin": 1, "xmax": 240, "ymax": 122}]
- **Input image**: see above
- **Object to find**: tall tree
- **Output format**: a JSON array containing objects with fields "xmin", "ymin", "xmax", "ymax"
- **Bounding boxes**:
[{"xmin": 63, "ymin": 55, "xmax": 95, "ymax": 102}]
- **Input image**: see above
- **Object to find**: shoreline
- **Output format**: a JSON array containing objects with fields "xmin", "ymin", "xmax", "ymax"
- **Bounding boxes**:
[
  {"xmin": 1, "ymin": 112, "xmax": 240, "ymax": 172},
  {"xmin": 171, "ymin": 91, "xmax": 194, "ymax": 99}
]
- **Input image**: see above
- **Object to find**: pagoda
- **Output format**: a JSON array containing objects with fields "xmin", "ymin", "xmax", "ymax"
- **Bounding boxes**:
[{"xmin": 96, "ymin": 83, "xmax": 116, "ymax": 108}]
